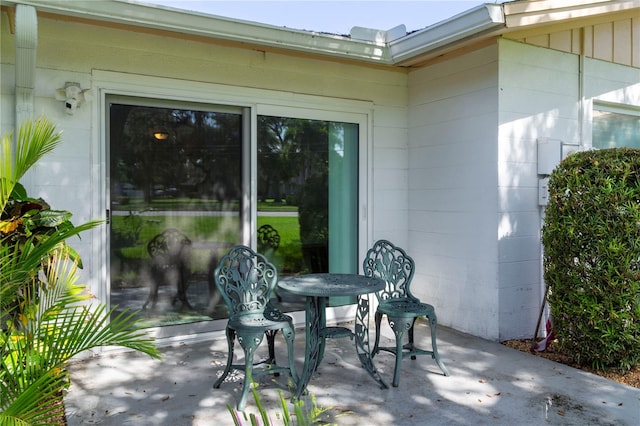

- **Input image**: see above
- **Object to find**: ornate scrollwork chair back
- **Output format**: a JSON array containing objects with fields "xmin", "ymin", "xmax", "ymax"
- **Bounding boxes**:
[
  {"xmin": 217, "ymin": 249, "xmax": 273, "ymax": 315},
  {"xmin": 257, "ymin": 224, "xmax": 280, "ymax": 254},
  {"xmin": 364, "ymin": 239, "xmax": 450, "ymax": 387},
  {"xmin": 144, "ymin": 228, "xmax": 192, "ymax": 310},
  {"xmin": 213, "ymin": 245, "xmax": 298, "ymax": 411},
  {"xmin": 365, "ymin": 240, "xmax": 416, "ymax": 303}
]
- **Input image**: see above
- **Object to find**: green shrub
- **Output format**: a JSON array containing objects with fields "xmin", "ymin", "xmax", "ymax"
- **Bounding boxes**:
[{"xmin": 542, "ymin": 148, "xmax": 640, "ymax": 371}]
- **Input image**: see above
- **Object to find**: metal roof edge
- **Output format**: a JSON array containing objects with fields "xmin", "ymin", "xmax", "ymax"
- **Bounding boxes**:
[
  {"xmin": 503, "ymin": 0, "xmax": 640, "ymax": 27},
  {"xmin": 3, "ymin": 0, "xmax": 392, "ymax": 63},
  {"xmin": 387, "ymin": 4, "xmax": 505, "ymax": 65},
  {"xmin": 4, "ymin": 1, "xmax": 632, "ymax": 67}
]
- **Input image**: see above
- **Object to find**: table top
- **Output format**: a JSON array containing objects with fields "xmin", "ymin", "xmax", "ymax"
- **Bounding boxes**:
[{"xmin": 278, "ymin": 273, "xmax": 385, "ymax": 297}]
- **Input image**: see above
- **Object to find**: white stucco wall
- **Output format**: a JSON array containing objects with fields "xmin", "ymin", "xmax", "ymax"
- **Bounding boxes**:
[
  {"xmin": 408, "ymin": 37, "xmax": 640, "ymax": 341},
  {"xmin": 407, "ymin": 44, "xmax": 501, "ymax": 340},
  {"xmin": 497, "ymin": 39, "xmax": 580, "ymax": 340},
  {"xmin": 582, "ymin": 57, "xmax": 640, "ymax": 148},
  {"xmin": 0, "ymin": 14, "xmax": 410, "ymax": 305},
  {"xmin": 3, "ymin": 9, "xmax": 637, "ymax": 343}
]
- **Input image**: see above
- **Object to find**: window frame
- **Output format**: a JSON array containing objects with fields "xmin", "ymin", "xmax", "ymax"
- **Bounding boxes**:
[
  {"xmin": 590, "ymin": 101, "xmax": 640, "ymax": 149},
  {"xmin": 94, "ymin": 71, "xmax": 374, "ymax": 341}
]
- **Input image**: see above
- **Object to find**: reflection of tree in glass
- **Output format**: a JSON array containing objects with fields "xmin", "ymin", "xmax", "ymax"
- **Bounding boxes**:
[
  {"xmin": 592, "ymin": 110, "xmax": 640, "ymax": 149},
  {"xmin": 111, "ymin": 104, "xmax": 241, "ymax": 208},
  {"xmin": 258, "ymin": 116, "xmax": 329, "ymax": 247}
]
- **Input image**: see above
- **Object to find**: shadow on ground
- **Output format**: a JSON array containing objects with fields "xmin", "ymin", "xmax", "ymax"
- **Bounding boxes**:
[{"xmin": 65, "ymin": 322, "xmax": 639, "ymax": 425}]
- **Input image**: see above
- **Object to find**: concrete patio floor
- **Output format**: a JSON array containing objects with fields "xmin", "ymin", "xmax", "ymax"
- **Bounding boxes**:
[{"xmin": 64, "ymin": 321, "xmax": 639, "ymax": 425}]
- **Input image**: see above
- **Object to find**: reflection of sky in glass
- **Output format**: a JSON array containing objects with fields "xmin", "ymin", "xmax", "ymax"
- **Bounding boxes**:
[
  {"xmin": 593, "ymin": 109, "xmax": 640, "ymax": 149},
  {"xmin": 332, "ymin": 123, "xmax": 345, "ymax": 158}
]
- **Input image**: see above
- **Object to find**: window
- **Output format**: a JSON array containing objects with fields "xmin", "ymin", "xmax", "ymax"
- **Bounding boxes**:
[
  {"xmin": 257, "ymin": 116, "xmax": 359, "ymax": 308},
  {"xmin": 107, "ymin": 96, "xmax": 362, "ymax": 329},
  {"xmin": 592, "ymin": 103, "xmax": 640, "ymax": 149},
  {"xmin": 108, "ymin": 98, "xmax": 244, "ymax": 327}
]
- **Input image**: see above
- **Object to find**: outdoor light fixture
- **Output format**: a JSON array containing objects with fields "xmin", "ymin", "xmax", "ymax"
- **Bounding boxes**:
[
  {"xmin": 153, "ymin": 131, "xmax": 169, "ymax": 140},
  {"xmin": 55, "ymin": 82, "xmax": 90, "ymax": 115}
]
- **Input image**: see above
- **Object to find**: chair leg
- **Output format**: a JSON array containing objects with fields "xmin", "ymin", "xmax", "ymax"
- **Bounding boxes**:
[
  {"xmin": 282, "ymin": 324, "xmax": 299, "ymax": 385},
  {"xmin": 372, "ymin": 311, "xmax": 383, "ymax": 357},
  {"xmin": 408, "ymin": 317, "xmax": 417, "ymax": 360},
  {"xmin": 214, "ymin": 327, "xmax": 236, "ymax": 389},
  {"xmin": 264, "ymin": 330, "xmax": 281, "ymax": 377},
  {"xmin": 388, "ymin": 316, "xmax": 413, "ymax": 387},
  {"xmin": 237, "ymin": 331, "xmax": 264, "ymax": 411},
  {"xmin": 175, "ymin": 264, "xmax": 193, "ymax": 310},
  {"xmin": 265, "ymin": 330, "xmax": 278, "ymax": 365},
  {"xmin": 143, "ymin": 266, "xmax": 162, "ymax": 310},
  {"xmin": 427, "ymin": 314, "xmax": 450, "ymax": 376}
]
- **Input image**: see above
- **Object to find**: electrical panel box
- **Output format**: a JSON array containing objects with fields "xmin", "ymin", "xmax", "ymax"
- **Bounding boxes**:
[
  {"xmin": 539, "ymin": 177, "xmax": 550, "ymax": 206},
  {"xmin": 537, "ymin": 138, "xmax": 562, "ymax": 175}
]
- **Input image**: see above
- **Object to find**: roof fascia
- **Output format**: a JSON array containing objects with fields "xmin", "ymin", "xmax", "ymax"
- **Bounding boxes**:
[
  {"xmin": 388, "ymin": 4, "xmax": 505, "ymax": 66},
  {"xmin": 3, "ymin": 0, "xmax": 392, "ymax": 64},
  {"xmin": 3, "ymin": 0, "xmax": 507, "ymax": 67},
  {"xmin": 503, "ymin": 0, "xmax": 640, "ymax": 27},
  {"xmin": 5, "ymin": 0, "xmax": 633, "ymax": 68}
]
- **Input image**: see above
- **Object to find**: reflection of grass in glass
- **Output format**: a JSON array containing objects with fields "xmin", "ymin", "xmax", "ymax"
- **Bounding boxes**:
[
  {"xmin": 257, "ymin": 199, "xmax": 298, "ymax": 212},
  {"xmin": 126, "ymin": 215, "xmax": 239, "ymax": 244},
  {"xmin": 258, "ymin": 215, "xmax": 302, "ymax": 273},
  {"xmin": 113, "ymin": 214, "xmax": 304, "ymax": 274},
  {"xmin": 117, "ymin": 198, "xmax": 239, "ymax": 211}
]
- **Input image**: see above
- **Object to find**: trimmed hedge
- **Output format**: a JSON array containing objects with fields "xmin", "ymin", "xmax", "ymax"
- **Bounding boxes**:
[{"xmin": 542, "ymin": 148, "xmax": 640, "ymax": 371}]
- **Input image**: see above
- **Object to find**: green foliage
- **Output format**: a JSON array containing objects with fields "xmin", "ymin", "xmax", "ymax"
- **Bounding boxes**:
[
  {"xmin": 542, "ymin": 148, "xmax": 640, "ymax": 371},
  {"xmin": 1, "ymin": 118, "xmax": 161, "ymax": 425},
  {"xmin": 227, "ymin": 387, "xmax": 338, "ymax": 426}
]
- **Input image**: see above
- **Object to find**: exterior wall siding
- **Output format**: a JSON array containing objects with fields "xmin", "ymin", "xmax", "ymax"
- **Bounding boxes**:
[
  {"xmin": 497, "ymin": 39, "xmax": 581, "ymax": 340},
  {"xmin": 509, "ymin": 15, "xmax": 640, "ymax": 68},
  {"xmin": 582, "ymin": 57, "xmax": 640, "ymax": 118},
  {"xmin": 407, "ymin": 44, "xmax": 501, "ymax": 340},
  {"xmin": 3, "ymin": 7, "xmax": 638, "ymax": 343},
  {"xmin": 0, "ymin": 15, "xmax": 409, "ymax": 301}
]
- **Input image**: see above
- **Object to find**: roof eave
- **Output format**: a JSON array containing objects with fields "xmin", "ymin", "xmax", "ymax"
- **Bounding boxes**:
[
  {"xmin": 4, "ymin": 0, "xmax": 392, "ymax": 63},
  {"xmin": 4, "ymin": 0, "xmax": 505, "ymax": 66},
  {"xmin": 503, "ymin": 0, "xmax": 640, "ymax": 27},
  {"xmin": 388, "ymin": 4, "xmax": 506, "ymax": 66},
  {"xmin": 6, "ymin": 0, "xmax": 635, "ymax": 68}
]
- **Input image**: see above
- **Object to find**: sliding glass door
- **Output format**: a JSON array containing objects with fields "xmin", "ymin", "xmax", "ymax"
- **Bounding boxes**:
[
  {"xmin": 108, "ymin": 98, "xmax": 243, "ymax": 328},
  {"xmin": 257, "ymin": 116, "xmax": 359, "ymax": 308},
  {"xmin": 107, "ymin": 96, "xmax": 361, "ymax": 332}
]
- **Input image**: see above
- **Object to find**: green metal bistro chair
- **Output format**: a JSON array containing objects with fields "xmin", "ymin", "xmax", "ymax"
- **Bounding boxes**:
[
  {"xmin": 363, "ymin": 239, "xmax": 450, "ymax": 387},
  {"xmin": 213, "ymin": 245, "xmax": 298, "ymax": 411},
  {"xmin": 144, "ymin": 228, "xmax": 192, "ymax": 310},
  {"xmin": 257, "ymin": 224, "xmax": 280, "ymax": 255}
]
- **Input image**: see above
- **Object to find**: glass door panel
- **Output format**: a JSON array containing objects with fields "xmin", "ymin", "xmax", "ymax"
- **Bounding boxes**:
[
  {"xmin": 257, "ymin": 116, "xmax": 359, "ymax": 310},
  {"xmin": 108, "ymin": 100, "xmax": 242, "ymax": 327}
]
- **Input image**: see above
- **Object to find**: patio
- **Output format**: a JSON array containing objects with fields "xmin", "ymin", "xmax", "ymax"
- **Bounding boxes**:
[{"xmin": 64, "ymin": 321, "xmax": 639, "ymax": 425}]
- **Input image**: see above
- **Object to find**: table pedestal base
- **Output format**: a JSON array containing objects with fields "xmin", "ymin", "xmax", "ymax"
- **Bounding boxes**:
[{"xmin": 293, "ymin": 294, "xmax": 388, "ymax": 400}]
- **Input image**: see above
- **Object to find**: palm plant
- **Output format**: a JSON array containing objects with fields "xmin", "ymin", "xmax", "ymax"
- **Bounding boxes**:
[{"xmin": 0, "ymin": 118, "xmax": 161, "ymax": 425}]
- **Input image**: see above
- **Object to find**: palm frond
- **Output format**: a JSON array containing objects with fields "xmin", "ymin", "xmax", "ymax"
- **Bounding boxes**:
[
  {"xmin": 0, "ymin": 364, "xmax": 67, "ymax": 425},
  {"xmin": 0, "ymin": 130, "xmax": 13, "ymax": 212},
  {"xmin": 1, "ymin": 118, "xmax": 160, "ymax": 424},
  {"xmin": 44, "ymin": 305, "xmax": 161, "ymax": 361},
  {"xmin": 14, "ymin": 118, "xmax": 62, "ymax": 186},
  {"xmin": 0, "ymin": 117, "xmax": 61, "ymax": 210},
  {"xmin": 0, "ymin": 220, "xmax": 102, "ymax": 314}
]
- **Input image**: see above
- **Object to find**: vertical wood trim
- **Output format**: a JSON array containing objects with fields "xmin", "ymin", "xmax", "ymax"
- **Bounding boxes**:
[
  {"xmin": 526, "ymin": 34, "xmax": 550, "ymax": 48},
  {"xmin": 584, "ymin": 26, "xmax": 594, "ymax": 58},
  {"xmin": 571, "ymin": 28, "xmax": 582, "ymax": 55},
  {"xmin": 593, "ymin": 22, "xmax": 613, "ymax": 62},
  {"xmin": 633, "ymin": 17, "xmax": 640, "ymax": 67},
  {"xmin": 613, "ymin": 19, "xmax": 632, "ymax": 65},
  {"xmin": 550, "ymin": 30, "xmax": 572, "ymax": 52}
]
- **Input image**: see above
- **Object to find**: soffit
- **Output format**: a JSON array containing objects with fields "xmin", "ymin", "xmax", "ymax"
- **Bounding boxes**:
[{"xmin": 2, "ymin": 0, "xmax": 638, "ymax": 69}]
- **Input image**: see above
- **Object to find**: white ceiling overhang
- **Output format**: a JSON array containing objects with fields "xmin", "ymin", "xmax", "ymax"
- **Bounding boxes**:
[{"xmin": 2, "ymin": 0, "xmax": 638, "ymax": 67}]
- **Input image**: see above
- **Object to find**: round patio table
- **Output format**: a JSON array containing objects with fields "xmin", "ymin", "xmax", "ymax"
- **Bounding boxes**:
[{"xmin": 277, "ymin": 273, "xmax": 389, "ymax": 400}]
